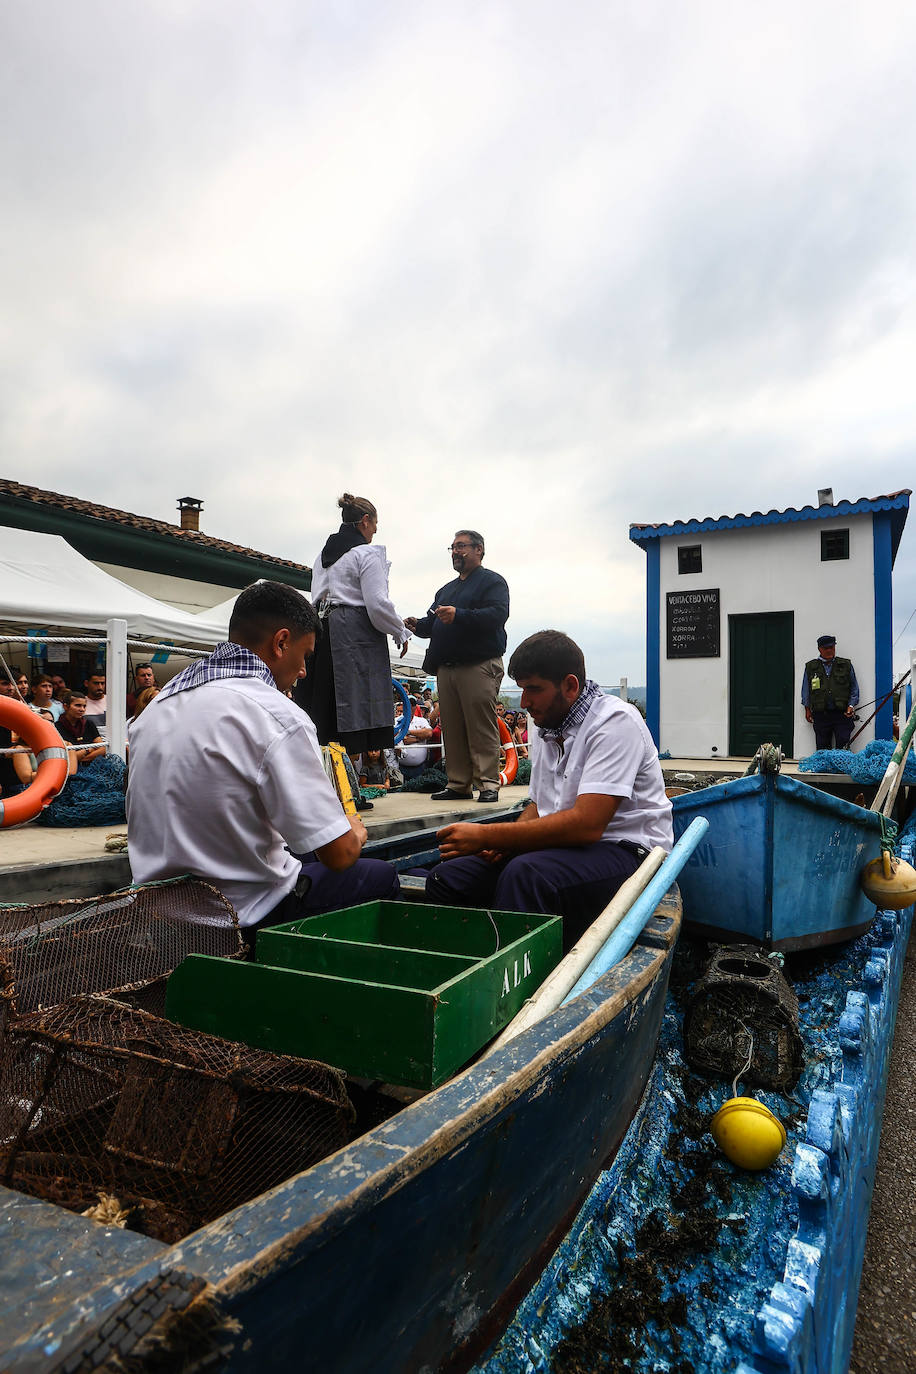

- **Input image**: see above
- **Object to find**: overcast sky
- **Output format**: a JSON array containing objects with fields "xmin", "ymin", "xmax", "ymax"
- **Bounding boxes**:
[{"xmin": 2, "ymin": 1, "xmax": 915, "ymax": 683}]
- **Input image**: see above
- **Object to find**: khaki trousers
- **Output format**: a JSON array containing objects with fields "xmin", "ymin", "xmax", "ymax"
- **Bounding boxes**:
[{"xmin": 436, "ymin": 658, "xmax": 504, "ymax": 793}]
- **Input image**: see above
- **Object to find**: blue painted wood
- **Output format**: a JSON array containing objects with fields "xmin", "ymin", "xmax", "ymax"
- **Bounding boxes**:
[
  {"xmin": 672, "ymin": 772, "xmax": 883, "ymax": 949},
  {"xmin": 478, "ymin": 843, "xmax": 914, "ymax": 1374},
  {"xmin": 2, "ymin": 889, "xmax": 681, "ymax": 1374}
]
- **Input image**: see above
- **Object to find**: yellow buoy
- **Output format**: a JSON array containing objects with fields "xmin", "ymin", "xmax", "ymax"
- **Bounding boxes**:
[
  {"xmin": 859, "ymin": 853, "xmax": 916, "ymax": 911},
  {"xmin": 711, "ymin": 1096, "xmax": 786, "ymax": 1171}
]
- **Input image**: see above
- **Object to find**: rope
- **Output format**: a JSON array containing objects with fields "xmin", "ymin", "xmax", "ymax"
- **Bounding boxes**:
[
  {"xmin": 0, "ymin": 635, "xmax": 208, "ymax": 653},
  {"xmin": 849, "ymin": 668, "xmax": 911, "ymax": 741},
  {"xmin": 731, "ymin": 1024, "xmax": 755, "ymax": 1098}
]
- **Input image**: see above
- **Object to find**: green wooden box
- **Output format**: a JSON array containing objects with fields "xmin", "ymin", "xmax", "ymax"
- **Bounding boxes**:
[{"xmin": 165, "ymin": 900, "xmax": 562, "ymax": 1089}]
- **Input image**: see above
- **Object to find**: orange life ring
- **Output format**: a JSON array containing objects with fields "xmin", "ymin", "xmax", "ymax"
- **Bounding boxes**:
[
  {"xmin": 0, "ymin": 700, "xmax": 69, "ymax": 828},
  {"xmin": 498, "ymin": 716, "xmax": 518, "ymax": 786}
]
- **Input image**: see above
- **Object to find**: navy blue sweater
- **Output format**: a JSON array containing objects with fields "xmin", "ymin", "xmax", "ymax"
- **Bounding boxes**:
[{"xmin": 413, "ymin": 565, "xmax": 510, "ymax": 673}]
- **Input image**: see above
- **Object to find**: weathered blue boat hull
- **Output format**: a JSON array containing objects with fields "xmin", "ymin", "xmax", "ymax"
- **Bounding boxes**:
[
  {"xmin": 1, "ymin": 890, "xmax": 682, "ymax": 1374},
  {"xmin": 477, "ymin": 861, "xmax": 915, "ymax": 1374},
  {"xmin": 671, "ymin": 772, "xmax": 883, "ymax": 950}
]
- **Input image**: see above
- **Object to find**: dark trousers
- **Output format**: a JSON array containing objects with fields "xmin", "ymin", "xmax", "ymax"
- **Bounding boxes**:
[
  {"xmin": 425, "ymin": 844, "xmax": 643, "ymax": 951},
  {"xmin": 246, "ymin": 858, "xmax": 400, "ymax": 948},
  {"xmin": 813, "ymin": 708, "xmax": 854, "ymax": 750}
]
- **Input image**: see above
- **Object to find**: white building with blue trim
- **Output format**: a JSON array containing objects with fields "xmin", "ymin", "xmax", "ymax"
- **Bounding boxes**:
[{"xmin": 629, "ymin": 490, "xmax": 910, "ymax": 760}]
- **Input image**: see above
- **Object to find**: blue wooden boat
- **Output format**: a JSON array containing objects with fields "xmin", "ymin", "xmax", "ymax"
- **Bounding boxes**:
[
  {"xmin": 0, "ymin": 847, "xmax": 693, "ymax": 1372},
  {"xmin": 671, "ymin": 770, "xmax": 884, "ymax": 951}
]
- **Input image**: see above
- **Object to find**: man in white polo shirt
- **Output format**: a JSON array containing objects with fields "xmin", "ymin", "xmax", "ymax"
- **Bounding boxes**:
[
  {"xmin": 426, "ymin": 630, "xmax": 672, "ymax": 947},
  {"xmin": 127, "ymin": 581, "xmax": 398, "ymax": 937}
]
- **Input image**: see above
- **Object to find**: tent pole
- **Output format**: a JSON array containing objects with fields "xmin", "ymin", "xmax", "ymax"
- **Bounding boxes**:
[{"xmin": 107, "ymin": 618, "xmax": 128, "ymax": 761}]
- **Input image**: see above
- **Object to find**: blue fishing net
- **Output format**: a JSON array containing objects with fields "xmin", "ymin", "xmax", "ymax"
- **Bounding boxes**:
[
  {"xmin": 798, "ymin": 739, "xmax": 916, "ymax": 784},
  {"xmin": 36, "ymin": 754, "xmax": 127, "ymax": 827}
]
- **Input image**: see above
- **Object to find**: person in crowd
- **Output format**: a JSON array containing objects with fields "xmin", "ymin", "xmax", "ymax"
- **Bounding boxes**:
[
  {"xmin": 83, "ymin": 672, "xmax": 107, "ymax": 740},
  {"xmin": 127, "ymin": 581, "xmax": 398, "ymax": 939},
  {"xmin": 426, "ymin": 631, "xmax": 672, "ymax": 948},
  {"xmin": 127, "ymin": 663, "xmax": 157, "ymax": 715},
  {"xmin": 14, "ymin": 671, "xmax": 31, "ymax": 703},
  {"xmin": 130, "ymin": 685, "xmax": 160, "ymax": 719},
  {"xmin": 398, "ymin": 711, "xmax": 433, "ymax": 780},
  {"xmin": 405, "ymin": 529, "xmax": 509, "ymax": 804},
  {"xmin": 0, "ymin": 676, "xmax": 34, "ymax": 795},
  {"xmin": 296, "ymin": 494, "xmax": 410, "ymax": 757},
  {"xmin": 511, "ymin": 709, "xmax": 529, "ymax": 759},
  {"xmin": 801, "ymin": 635, "xmax": 859, "ymax": 750},
  {"xmin": 51, "ymin": 673, "xmax": 70, "ymax": 701},
  {"xmin": 57, "ymin": 692, "xmax": 107, "ymax": 771},
  {"xmin": 359, "ymin": 748, "xmax": 390, "ymax": 790},
  {"xmin": 30, "ymin": 675, "xmax": 64, "ymax": 722}
]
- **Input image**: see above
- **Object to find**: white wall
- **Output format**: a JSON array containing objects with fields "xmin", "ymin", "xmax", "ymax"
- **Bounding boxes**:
[{"xmin": 658, "ymin": 513, "xmax": 875, "ymax": 758}]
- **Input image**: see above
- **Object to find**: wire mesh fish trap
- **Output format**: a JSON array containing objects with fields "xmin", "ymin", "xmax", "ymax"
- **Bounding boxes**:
[
  {"xmin": 0, "ymin": 994, "xmax": 355, "ymax": 1243},
  {"xmin": 0, "ymin": 878, "xmax": 245, "ymax": 1020},
  {"xmin": 684, "ymin": 945, "xmax": 805, "ymax": 1091}
]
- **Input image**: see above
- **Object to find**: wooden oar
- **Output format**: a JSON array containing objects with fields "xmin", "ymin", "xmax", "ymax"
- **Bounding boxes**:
[{"xmin": 870, "ymin": 699, "xmax": 916, "ymax": 822}]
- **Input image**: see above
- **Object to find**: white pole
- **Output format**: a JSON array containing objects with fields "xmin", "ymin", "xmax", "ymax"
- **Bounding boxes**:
[
  {"xmin": 619, "ymin": 676, "xmax": 628, "ymax": 703},
  {"xmin": 107, "ymin": 618, "xmax": 128, "ymax": 761}
]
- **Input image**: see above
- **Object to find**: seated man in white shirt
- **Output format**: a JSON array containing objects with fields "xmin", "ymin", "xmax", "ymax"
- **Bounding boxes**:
[
  {"xmin": 398, "ymin": 703, "xmax": 433, "ymax": 780},
  {"xmin": 426, "ymin": 630, "xmax": 672, "ymax": 948},
  {"xmin": 127, "ymin": 581, "xmax": 399, "ymax": 940}
]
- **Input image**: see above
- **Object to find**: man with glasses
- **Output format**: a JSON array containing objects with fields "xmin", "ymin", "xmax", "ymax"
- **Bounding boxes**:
[{"xmin": 405, "ymin": 530, "xmax": 509, "ymax": 803}]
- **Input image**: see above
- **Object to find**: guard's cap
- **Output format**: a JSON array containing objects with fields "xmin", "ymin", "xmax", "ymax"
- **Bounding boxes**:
[{"xmin": 817, "ymin": 634, "xmax": 837, "ymax": 648}]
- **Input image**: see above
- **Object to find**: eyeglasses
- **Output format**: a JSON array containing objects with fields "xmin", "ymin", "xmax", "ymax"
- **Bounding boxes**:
[{"xmin": 448, "ymin": 542, "xmax": 474, "ymax": 552}]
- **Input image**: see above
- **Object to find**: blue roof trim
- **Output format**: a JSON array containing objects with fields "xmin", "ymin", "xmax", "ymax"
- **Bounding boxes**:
[{"xmin": 629, "ymin": 493, "xmax": 910, "ymax": 563}]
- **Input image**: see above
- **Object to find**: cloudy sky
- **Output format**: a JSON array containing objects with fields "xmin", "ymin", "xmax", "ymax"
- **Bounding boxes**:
[{"xmin": 2, "ymin": 0, "xmax": 915, "ymax": 683}]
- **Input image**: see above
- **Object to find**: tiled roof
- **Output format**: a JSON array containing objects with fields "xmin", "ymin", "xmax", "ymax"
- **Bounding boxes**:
[
  {"xmin": 629, "ymin": 491, "xmax": 911, "ymax": 559},
  {"xmin": 0, "ymin": 478, "xmax": 310, "ymax": 573}
]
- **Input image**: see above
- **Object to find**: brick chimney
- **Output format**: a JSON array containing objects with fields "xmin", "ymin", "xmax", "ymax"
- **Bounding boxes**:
[{"xmin": 177, "ymin": 497, "xmax": 203, "ymax": 531}]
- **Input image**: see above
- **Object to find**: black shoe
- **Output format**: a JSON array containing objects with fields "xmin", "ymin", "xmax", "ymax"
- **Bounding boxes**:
[
  {"xmin": 477, "ymin": 790, "xmax": 500, "ymax": 803},
  {"xmin": 430, "ymin": 788, "xmax": 473, "ymax": 801},
  {"xmin": 356, "ymin": 799, "xmax": 374, "ymax": 811}
]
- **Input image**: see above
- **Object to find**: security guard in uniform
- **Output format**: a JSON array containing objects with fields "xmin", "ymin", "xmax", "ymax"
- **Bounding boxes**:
[{"xmin": 801, "ymin": 634, "xmax": 859, "ymax": 750}]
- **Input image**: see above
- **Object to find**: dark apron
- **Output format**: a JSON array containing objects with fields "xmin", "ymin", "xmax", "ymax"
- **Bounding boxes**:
[{"xmin": 328, "ymin": 605, "xmax": 394, "ymax": 734}]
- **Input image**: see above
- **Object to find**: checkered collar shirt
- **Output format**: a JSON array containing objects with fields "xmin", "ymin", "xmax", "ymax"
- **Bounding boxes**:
[
  {"xmin": 538, "ymin": 678, "xmax": 603, "ymax": 752},
  {"xmin": 158, "ymin": 642, "xmax": 277, "ymax": 699}
]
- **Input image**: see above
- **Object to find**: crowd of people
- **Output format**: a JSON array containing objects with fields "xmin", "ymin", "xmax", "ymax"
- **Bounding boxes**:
[{"xmin": 0, "ymin": 662, "xmax": 161, "ymax": 801}]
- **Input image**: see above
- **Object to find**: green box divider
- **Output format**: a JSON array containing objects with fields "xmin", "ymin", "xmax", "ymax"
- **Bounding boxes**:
[
  {"xmin": 255, "ymin": 931, "xmax": 475, "ymax": 992},
  {"xmin": 281, "ymin": 900, "xmax": 549, "ymax": 960}
]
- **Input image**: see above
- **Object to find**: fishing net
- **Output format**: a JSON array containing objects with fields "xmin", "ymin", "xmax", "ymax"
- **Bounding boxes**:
[
  {"xmin": 684, "ymin": 946, "xmax": 804, "ymax": 1091},
  {"xmin": 0, "ymin": 878, "xmax": 245, "ymax": 1020},
  {"xmin": 35, "ymin": 753, "xmax": 128, "ymax": 827},
  {"xmin": 799, "ymin": 739, "xmax": 916, "ymax": 784},
  {"xmin": 0, "ymin": 994, "xmax": 354, "ymax": 1242}
]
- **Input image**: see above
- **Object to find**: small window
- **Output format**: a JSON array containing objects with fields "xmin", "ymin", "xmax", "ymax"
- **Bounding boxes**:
[
  {"xmin": 821, "ymin": 529, "xmax": 849, "ymax": 562},
  {"xmin": 678, "ymin": 545, "xmax": 702, "ymax": 574}
]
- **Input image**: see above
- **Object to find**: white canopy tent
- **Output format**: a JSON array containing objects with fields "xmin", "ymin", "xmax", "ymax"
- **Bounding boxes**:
[
  {"xmin": 0, "ymin": 527, "xmax": 234, "ymax": 759},
  {"xmin": 0, "ymin": 528, "xmax": 228, "ymax": 645}
]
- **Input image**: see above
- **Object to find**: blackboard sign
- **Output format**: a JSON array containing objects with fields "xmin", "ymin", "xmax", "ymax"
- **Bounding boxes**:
[{"xmin": 666, "ymin": 588, "xmax": 720, "ymax": 658}]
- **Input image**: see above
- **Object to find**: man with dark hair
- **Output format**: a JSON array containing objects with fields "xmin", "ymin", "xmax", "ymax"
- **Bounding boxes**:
[
  {"xmin": 127, "ymin": 663, "xmax": 157, "ymax": 716},
  {"xmin": 801, "ymin": 635, "xmax": 859, "ymax": 750},
  {"xmin": 405, "ymin": 529, "xmax": 509, "ymax": 803},
  {"xmin": 128, "ymin": 581, "xmax": 398, "ymax": 937},
  {"xmin": 426, "ymin": 630, "xmax": 672, "ymax": 946}
]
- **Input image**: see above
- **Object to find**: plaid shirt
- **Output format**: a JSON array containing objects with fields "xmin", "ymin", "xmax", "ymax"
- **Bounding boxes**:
[
  {"xmin": 158, "ymin": 642, "xmax": 276, "ymax": 699},
  {"xmin": 538, "ymin": 678, "xmax": 603, "ymax": 748}
]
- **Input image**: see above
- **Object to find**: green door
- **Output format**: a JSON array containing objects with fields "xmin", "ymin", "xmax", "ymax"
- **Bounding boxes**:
[{"xmin": 728, "ymin": 612, "xmax": 795, "ymax": 757}]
